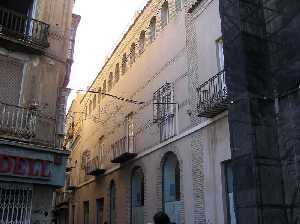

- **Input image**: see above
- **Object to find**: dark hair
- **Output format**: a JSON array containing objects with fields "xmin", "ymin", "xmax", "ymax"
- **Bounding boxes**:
[{"xmin": 153, "ymin": 211, "xmax": 171, "ymax": 224}]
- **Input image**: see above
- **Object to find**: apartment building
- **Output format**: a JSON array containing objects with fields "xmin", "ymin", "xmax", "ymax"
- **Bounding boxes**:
[
  {"xmin": 0, "ymin": 0, "xmax": 79, "ymax": 223},
  {"xmin": 61, "ymin": 0, "xmax": 235, "ymax": 223}
]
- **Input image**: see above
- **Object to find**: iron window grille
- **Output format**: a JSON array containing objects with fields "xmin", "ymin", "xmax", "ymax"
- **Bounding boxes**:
[
  {"xmin": 0, "ymin": 182, "xmax": 33, "ymax": 224},
  {"xmin": 81, "ymin": 150, "xmax": 91, "ymax": 169},
  {"xmin": 153, "ymin": 83, "xmax": 177, "ymax": 141}
]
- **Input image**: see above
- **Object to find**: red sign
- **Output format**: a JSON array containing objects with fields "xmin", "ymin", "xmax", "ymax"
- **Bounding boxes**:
[{"xmin": 0, "ymin": 154, "xmax": 52, "ymax": 179}]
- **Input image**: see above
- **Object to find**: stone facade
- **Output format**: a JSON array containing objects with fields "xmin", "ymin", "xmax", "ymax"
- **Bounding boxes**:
[{"xmin": 62, "ymin": 0, "xmax": 232, "ymax": 224}]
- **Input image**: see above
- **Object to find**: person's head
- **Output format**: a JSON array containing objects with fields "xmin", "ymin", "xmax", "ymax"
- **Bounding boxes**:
[{"xmin": 153, "ymin": 211, "xmax": 170, "ymax": 224}]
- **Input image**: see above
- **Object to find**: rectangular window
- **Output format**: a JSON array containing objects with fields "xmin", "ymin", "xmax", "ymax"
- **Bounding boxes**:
[
  {"xmin": 93, "ymin": 95, "xmax": 97, "ymax": 110},
  {"xmin": 96, "ymin": 198, "xmax": 104, "ymax": 224},
  {"xmin": 126, "ymin": 113, "xmax": 134, "ymax": 153},
  {"xmin": 153, "ymin": 83, "xmax": 176, "ymax": 142},
  {"xmin": 216, "ymin": 38, "xmax": 224, "ymax": 71},
  {"xmin": 89, "ymin": 101, "xmax": 92, "ymax": 115},
  {"xmin": 0, "ymin": 182, "xmax": 32, "ymax": 224},
  {"xmin": 225, "ymin": 162, "xmax": 237, "ymax": 224},
  {"xmin": 83, "ymin": 201, "xmax": 89, "ymax": 224}
]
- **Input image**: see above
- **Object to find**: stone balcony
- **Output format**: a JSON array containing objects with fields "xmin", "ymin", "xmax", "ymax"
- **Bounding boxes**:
[
  {"xmin": 0, "ymin": 6, "xmax": 50, "ymax": 53},
  {"xmin": 197, "ymin": 70, "xmax": 228, "ymax": 118}
]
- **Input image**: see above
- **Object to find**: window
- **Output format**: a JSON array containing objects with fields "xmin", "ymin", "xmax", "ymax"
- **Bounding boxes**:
[
  {"xmin": 161, "ymin": 1, "xmax": 169, "ymax": 29},
  {"xmin": 139, "ymin": 31, "xmax": 146, "ymax": 54},
  {"xmin": 83, "ymin": 201, "xmax": 89, "ymax": 224},
  {"xmin": 98, "ymin": 87, "xmax": 102, "ymax": 104},
  {"xmin": 225, "ymin": 162, "xmax": 237, "ymax": 224},
  {"xmin": 149, "ymin": 17, "xmax": 156, "ymax": 43},
  {"xmin": 108, "ymin": 72, "xmax": 113, "ymax": 91},
  {"xmin": 122, "ymin": 53, "xmax": 127, "ymax": 75},
  {"xmin": 175, "ymin": 0, "xmax": 182, "ymax": 11},
  {"xmin": 126, "ymin": 113, "xmax": 134, "ymax": 153},
  {"xmin": 84, "ymin": 106, "xmax": 88, "ymax": 119},
  {"xmin": 162, "ymin": 153, "xmax": 181, "ymax": 224},
  {"xmin": 216, "ymin": 38, "xmax": 224, "ymax": 71},
  {"xmin": 153, "ymin": 83, "xmax": 176, "ymax": 142},
  {"xmin": 0, "ymin": 183, "xmax": 33, "ymax": 224},
  {"xmin": 131, "ymin": 168, "xmax": 144, "ymax": 224},
  {"xmin": 115, "ymin": 63, "xmax": 120, "ymax": 83},
  {"xmin": 89, "ymin": 100, "xmax": 92, "ymax": 114},
  {"xmin": 81, "ymin": 150, "xmax": 91, "ymax": 169},
  {"xmin": 109, "ymin": 181, "xmax": 116, "ymax": 224},
  {"xmin": 96, "ymin": 198, "xmax": 104, "ymax": 224},
  {"xmin": 130, "ymin": 43, "xmax": 136, "ymax": 64},
  {"xmin": 102, "ymin": 80, "xmax": 106, "ymax": 99},
  {"xmin": 93, "ymin": 95, "xmax": 96, "ymax": 110}
]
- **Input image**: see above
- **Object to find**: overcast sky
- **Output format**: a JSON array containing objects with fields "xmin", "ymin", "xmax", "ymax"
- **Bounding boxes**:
[{"xmin": 68, "ymin": 0, "xmax": 148, "ymax": 106}]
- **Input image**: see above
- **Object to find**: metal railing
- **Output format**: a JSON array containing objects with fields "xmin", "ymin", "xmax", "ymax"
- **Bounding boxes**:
[
  {"xmin": 55, "ymin": 191, "xmax": 71, "ymax": 206},
  {"xmin": 66, "ymin": 174, "xmax": 77, "ymax": 190},
  {"xmin": 85, "ymin": 156, "xmax": 105, "ymax": 175},
  {"xmin": 111, "ymin": 135, "xmax": 136, "ymax": 162},
  {"xmin": 197, "ymin": 70, "xmax": 228, "ymax": 117},
  {"xmin": 0, "ymin": 6, "xmax": 49, "ymax": 48},
  {"xmin": 0, "ymin": 103, "xmax": 37, "ymax": 138}
]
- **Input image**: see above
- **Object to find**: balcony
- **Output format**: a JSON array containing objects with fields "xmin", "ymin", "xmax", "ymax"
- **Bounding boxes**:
[
  {"xmin": 66, "ymin": 175, "xmax": 76, "ymax": 191},
  {"xmin": 111, "ymin": 135, "xmax": 137, "ymax": 163},
  {"xmin": 55, "ymin": 191, "xmax": 71, "ymax": 207},
  {"xmin": 0, "ymin": 103, "xmax": 37, "ymax": 139},
  {"xmin": 197, "ymin": 70, "xmax": 228, "ymax": 118},
  {"xmin": 85, "ymin": 156, "xmax": 105, "ymax": 176},
  {"xmin": 0, "ymin": 6, "xmax": 50, "ymax": 53}
]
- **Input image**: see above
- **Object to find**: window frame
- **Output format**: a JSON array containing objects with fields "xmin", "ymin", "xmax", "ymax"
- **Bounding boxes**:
[
  {"xmin": 161, "ymin": 1, "xmax": 169, "ymax": 29},
  {"xmin": 149, "ymin": 17, "xmax": 156, "ymax": 43}
]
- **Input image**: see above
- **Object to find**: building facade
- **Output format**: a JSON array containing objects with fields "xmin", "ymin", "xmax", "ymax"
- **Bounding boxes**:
[
  {"xmin": 0, "ymin": 0, "xmax": 79, "ymax": 223},
  {"xmin": 61, "ymin": 0, "xmax": 234, "ymax": 224}
]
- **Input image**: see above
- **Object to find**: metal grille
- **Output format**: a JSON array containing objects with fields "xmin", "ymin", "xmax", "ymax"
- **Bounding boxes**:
[
  {"xmin": 0, "ymin": 182, "xmax": 33, "ymax": 224},
  {"xmin": 153, "ymin": 83, "xmax": 175, "ymax": 123}
]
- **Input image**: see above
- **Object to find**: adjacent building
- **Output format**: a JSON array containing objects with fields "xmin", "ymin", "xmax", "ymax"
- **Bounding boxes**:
[
  {"xmin": 61, "ymin": 0, "xmax": 234, "ymax": 223},
  {"xmin": 0, "ymin": 0, "xmax": 79, "ymax": 223}
]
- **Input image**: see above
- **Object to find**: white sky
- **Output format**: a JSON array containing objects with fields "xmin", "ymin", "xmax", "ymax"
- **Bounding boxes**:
[{"xmin": 68, "ymin": 0, "xmax": 148, "ymax": 107}]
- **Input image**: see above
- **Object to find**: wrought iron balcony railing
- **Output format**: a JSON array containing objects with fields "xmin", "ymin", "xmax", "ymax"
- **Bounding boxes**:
[
  {"xmin": 55, "ymin": 191, "xmax": 71, "ymax": 207},
  {"xmin": 197, "ymin": 70, "xmax": 228, "ymax": 117},
  {"xmin": 0, "ymin": 103, "xmax": 37, "ymax": 139},
  {"xmin": 85, "ymin": 156, "xmax": 106, "ymax": 176},
  {"xmin": 0, "ymin": 6, "xmax": 49, "ymax": 51},
  {"xmin": 111, "ymin": 135, "xmax": 137, "ymax": 163}
]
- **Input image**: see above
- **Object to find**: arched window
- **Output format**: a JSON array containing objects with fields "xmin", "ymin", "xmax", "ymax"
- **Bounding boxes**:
[
  {"xmin": 161, "ymin": 1, "xmax": 169, "ymax": 28},
  {"xmin": 162, "ymin": 152, "xmax": 181, "ymax": 224},
  {"xmin": 131, "ymin": 168, "xmax": 144, "ymax": 224},
  {"xmin": 115, "ymin": 63, "xmax": 120, "ymax": 83},
  {"xmin": 139, "ymin": 31, "xmax": 146, "ymax": 54},
  {"xmin": 149, "ymin": 17, "xmax": 156, "ymax": 43},
  {"xmin": 122, "ymin": 53, "xmax": 127, "ymax": 75},
  {"xmin": 109, "ymin": 180, "xmax": 116, "ymax": 224},
  {"xmin": 175, "ymin": 0, "xmax": 182, "ymax": 12},
  {"xmin": 102, "ymin": 80, "xmax": 106, "ymax": 99},
  {"xmin": 130, "ymin": 43, "xmax": 136, "ymax": 64},
  {"xmin": 108, "ymin": 72, "xmax": 113, "ymax": 91}
]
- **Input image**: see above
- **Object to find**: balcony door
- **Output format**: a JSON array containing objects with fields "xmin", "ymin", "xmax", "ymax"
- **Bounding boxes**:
[{"xmin": 0, "ymin": 0, "xmax": 34, "ymax": 15}]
